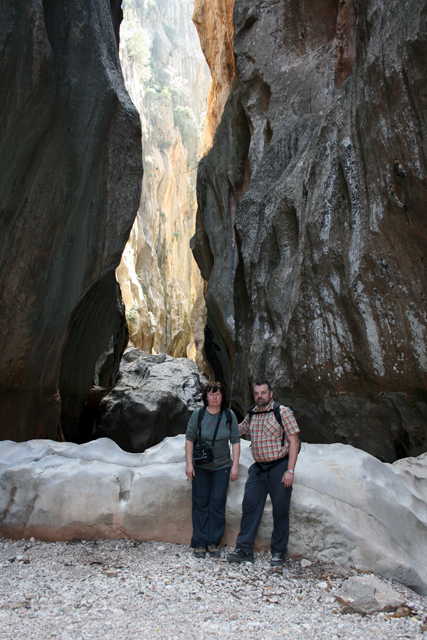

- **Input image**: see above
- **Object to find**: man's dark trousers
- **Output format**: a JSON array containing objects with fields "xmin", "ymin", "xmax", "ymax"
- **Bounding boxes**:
[{"xmin": 236, "ymin": 458, "xmax": 292, "ymax": 554}]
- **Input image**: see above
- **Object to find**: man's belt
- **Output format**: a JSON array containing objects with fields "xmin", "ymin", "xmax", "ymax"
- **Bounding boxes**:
[{"xmin": 255, "ymin": 454, "xmax": 288, "ymax": 475}]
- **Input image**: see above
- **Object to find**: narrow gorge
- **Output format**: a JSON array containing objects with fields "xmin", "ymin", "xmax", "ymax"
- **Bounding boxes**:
[
  {"xmin": 116, "ymin": 0, "xmax": 210, "ymax": 373},
  {"xmin": 2, "ymin": 1, "xmax": 427, "ymax": 616},
  {"xmin": 1, "ymin": 0, "xmax": 427, "ymax": 465}
]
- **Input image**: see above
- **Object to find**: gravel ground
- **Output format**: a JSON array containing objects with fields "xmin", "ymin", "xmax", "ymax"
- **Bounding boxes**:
[{"xmin": 0, "ymin": 537, "xmax": 426, "ymax": 640}]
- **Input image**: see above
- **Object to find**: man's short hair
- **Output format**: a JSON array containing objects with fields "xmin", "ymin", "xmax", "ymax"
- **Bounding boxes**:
[{"xmin": 253, "ymin": 380, "xmax": 272, "ymax": 391}]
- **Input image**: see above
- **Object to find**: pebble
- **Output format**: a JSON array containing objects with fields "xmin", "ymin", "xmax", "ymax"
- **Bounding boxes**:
[
  {"xmin": 0, "ymin": 537, "xmax": 426, "ymax": 640},
  {"xmin": 301, "ymin": 558, "xmax": 312, "ymax": 568},
  {"xmin": 318, "ymin": 580, "xmax": 330, "ymax": 590}
]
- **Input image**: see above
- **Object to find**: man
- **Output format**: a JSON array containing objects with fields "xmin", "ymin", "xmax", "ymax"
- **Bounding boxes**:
[{"xmin": 227, "ymin": 380, "xmax": 300, "ymax": 566}]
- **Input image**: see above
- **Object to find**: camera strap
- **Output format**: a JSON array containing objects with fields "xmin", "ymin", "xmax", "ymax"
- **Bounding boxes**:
[{"xmin": 196, "ymin": 407, "xmax": 224, "ymax": 450}]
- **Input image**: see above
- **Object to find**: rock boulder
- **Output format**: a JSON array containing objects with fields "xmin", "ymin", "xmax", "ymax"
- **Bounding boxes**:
[
  {"xmin": 335, "ymin": 575, "xmax": 404, "ymax": 614},
  {"xmin": 0, "ymin": 437, "xmax": 426, "ymax": 594},
  {"xmin": 95, "ymin": 348, "xmax": 208, "ymax": 452}
]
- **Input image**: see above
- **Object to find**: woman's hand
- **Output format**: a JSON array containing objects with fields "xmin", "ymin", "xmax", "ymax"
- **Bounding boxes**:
[
  {"xmin": 230, "ymin": 463, "xmax": 239, "ymax": 482},
  {"xmin": 186, "ymin": 462, "xmax": 195, "ymax": 479},
  {"xmin": 185, "ymin": 440, "xmax": 195, "ymax": 479},
  {"xmin": 230, "ymin": 442, "xmax": 240, "ymax": 481}
]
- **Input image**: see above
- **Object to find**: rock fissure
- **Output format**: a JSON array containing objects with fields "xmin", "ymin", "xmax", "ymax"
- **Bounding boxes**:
[
  {"xmin": 114, "ymin": 0, "xmax": 211, "ymax": 376},
  {"xmin": 20, "ymin": 491, "xmax": 39, "ymax": 534},
  {"xmin": 0, "ymin": 484, "xmax": 17, "ymax": 523}
]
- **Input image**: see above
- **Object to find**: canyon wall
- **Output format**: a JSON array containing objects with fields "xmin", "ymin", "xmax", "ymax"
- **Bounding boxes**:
[
  {"xmin": 116, "ymin": 0, "xmax": 210, "ymax": 374},
  {"xmin": 0, "ymin": 1, "xmax": 142, "ymax": 442},
  {"xmin": 193, "ymin": 0, "xmax": 235, "ymax": 156},
  {"xmin": 193, "ymin": 0, "xmax": 427, "ymax": 461}
]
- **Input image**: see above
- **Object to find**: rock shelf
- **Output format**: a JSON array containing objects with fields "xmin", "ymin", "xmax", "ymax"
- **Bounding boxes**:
[{"xmin": 2, "ymin": 438, "xmax": 426, "ymax": 594}]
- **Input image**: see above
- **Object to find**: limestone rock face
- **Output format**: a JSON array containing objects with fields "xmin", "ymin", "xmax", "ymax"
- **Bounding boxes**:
[
  {"xmin": 0, "ymin": 1, "xmax": 142, "ymax": 442},
  {"xmin": 116, "ymin": 0, "xmax": 210, "ymax": 374},
  {"xmin": 193, "ymin": 0, "xmax": 236, "ymax": 156},
  {"xmin": 0, "ymin": 437, "xmax": 426, "ymax": 594},
  {"xmin": 192, "ymin": 0, "xmax": 427, "ymax": 461},
  {"xmin": 95, "ymin": 348, "xmax": 207, "ymax": 452}
]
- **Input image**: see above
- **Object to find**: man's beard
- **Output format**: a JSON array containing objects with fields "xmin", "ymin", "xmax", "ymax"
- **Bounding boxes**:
[{"xmin": 255, "ymin": 399, "xmax": 269, "ymax": 408}]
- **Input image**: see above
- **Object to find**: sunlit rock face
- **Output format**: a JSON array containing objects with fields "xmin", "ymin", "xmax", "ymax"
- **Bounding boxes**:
[
  {"xmin": 0, "ymin": 1, "xmax": 142, "ymax": 443},
  {"xmin": 193, "ymin": 0, "xmax": 236, "ymax": 156},
  {"xmin": 192, "ymin": 0, "xmax": 427, "ymax": 461},
  {"xmin": 116, "ymin": 0, "xmax": 210, "ymax": 375}
]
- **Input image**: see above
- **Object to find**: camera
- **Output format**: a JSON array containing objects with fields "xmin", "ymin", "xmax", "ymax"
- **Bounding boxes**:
[{"xmin": 192, "ymin": 447, "xmax": 214, "ymax": 465}]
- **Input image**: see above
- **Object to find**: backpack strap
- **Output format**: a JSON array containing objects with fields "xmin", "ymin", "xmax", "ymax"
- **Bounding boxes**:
[
  {"xmin": 196, "ymin": 406, "xmax": 224, "ymax": 448},
  {"xmin": 211, "ymin": 410, "xmax": 224, "ymax": 448},
  {"xmin": 273, "ymin": 403, "xmax": 301, "ymax": 451},
  {"xmin": 273, "ymin": 402, "xmax": 286, "ymax": 447},
  {"xmin": 224, "ymin": 408, "xmax": 233, "ymax": 429},
  {"xmin": 247, "ymin": 404, "xmax": 256, "ymax": 423},
  {"xmin": 196, "ymin": 406, "xmax": 206, "ymax": 448}
]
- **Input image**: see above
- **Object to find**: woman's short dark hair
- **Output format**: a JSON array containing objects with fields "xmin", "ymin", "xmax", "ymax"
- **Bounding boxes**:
[{"xmin": 202, "ymin": 382, "xmax": 228, "ymax": 409}]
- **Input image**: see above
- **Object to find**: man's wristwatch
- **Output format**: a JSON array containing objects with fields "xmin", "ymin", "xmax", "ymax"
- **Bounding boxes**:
[{"xmin": 287, "ymin": 469, "xmax": 294, "ymax": 474}]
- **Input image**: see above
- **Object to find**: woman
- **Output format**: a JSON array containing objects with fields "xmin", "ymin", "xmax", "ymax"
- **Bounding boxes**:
[{"xmin": 185, "ymin": 382, "xmax": 240, "ymax": 558}]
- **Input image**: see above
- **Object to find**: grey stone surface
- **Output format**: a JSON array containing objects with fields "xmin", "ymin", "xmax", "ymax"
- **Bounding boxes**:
[
  {"xmin": 335, "ymin": 575, "xmax": 404, "ymax": 614},
  {"xmin": 0, "ymin": 437, "xmax": 426, "ymax": 594},
  {"xmin": 192, "ymin": 0, "xmax": 427, "ymax": 461},
  {"xmin": 95, "ymin": 348, "xmax": 208, "ymax": 452},
  {"xmin": 0, "ymin": 1, "xmax": 142, "ymax": 442}
]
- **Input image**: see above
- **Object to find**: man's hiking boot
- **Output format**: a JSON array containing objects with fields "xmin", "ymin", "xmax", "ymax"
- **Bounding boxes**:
[
  {"xmin": 194, "ymin": 547, "xmax": 206, "ymax": 558},
  {"xmin": 270, "ymin": 552, "xmax": 286, "ymax": 566},
  {"xmin": 226, "ymin": 549, "xmax": 254, "ymax": 563},
  {"xmin": 207, "ymin": 544, "xmax": 221, "ymax": 557}
]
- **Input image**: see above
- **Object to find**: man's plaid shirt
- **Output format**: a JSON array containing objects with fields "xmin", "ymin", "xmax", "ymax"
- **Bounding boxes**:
[{"xmin": 239, "ymin": 399, "xmax": 300, "ymax": 463}]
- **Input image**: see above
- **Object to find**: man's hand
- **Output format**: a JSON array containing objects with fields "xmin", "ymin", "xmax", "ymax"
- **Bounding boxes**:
[
  {"xmin": 282, "ymin": 432, "xmax": 299, "ymax": 488},
  {"xmin": 282, "ymin": 470, "xmax": 294, "ymax": 488}
]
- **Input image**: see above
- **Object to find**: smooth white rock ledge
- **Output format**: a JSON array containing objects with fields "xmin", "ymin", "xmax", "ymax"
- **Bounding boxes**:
[{"xmin": 0, "ymin": 437, "xmax": 426, "ymax": 594}]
